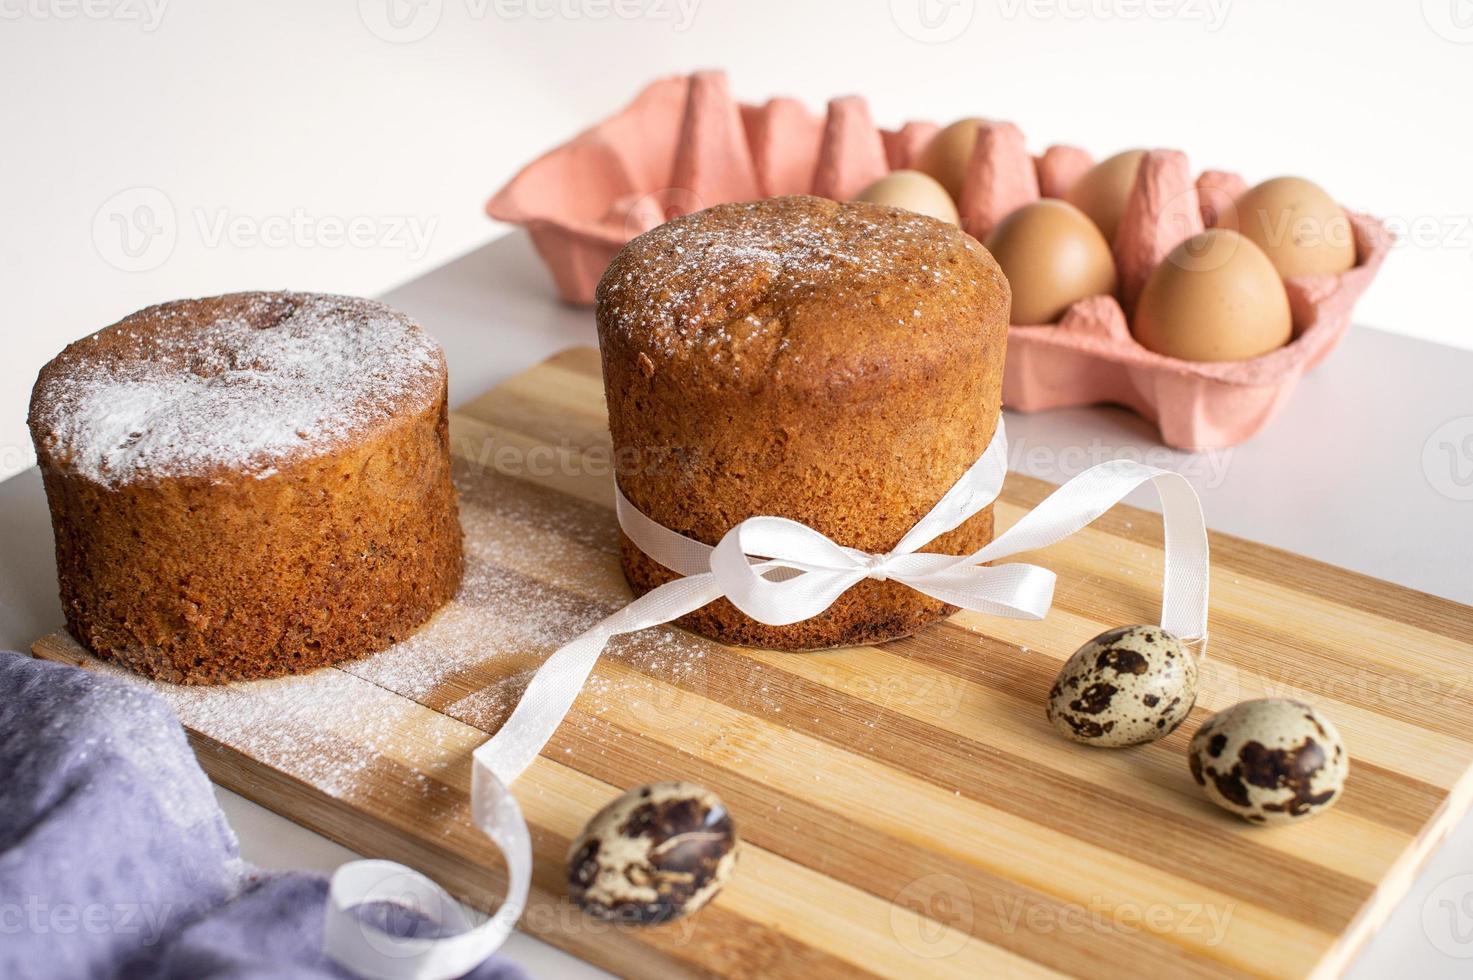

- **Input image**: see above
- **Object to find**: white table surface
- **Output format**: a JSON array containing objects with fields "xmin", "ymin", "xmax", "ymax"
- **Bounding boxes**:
[{"xmin": 4, "ymin": 230, "xmax": 1472, "ymax": 978}]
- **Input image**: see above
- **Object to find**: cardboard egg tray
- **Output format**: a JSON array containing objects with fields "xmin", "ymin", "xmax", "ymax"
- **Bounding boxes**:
[{"xmin": 486, "ymin": 71, "xmax": 1392, "ymax": 449}]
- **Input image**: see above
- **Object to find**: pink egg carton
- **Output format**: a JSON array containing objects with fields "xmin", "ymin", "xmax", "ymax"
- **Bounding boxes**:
[{"xmin": 486, "ymin": 70, "xmax": 1393, "ymax": 449}]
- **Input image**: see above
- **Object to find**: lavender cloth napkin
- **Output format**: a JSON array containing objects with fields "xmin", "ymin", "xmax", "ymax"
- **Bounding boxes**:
[{"xmin": 0, "ymin": 651, "xmax": 528, "ymax": 980}]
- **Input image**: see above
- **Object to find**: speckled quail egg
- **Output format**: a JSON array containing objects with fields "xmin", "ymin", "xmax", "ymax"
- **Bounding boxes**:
[
  {"xmin": 567, "ymin": 781, "xmax": 737, "ymax": 925},
  {"xmin": 1047, "ymin": 625, "xmax": 1198, "ymax": 747},
  {"xmin": 1189, "ymin": 699, "xmax": 1348, "ymax": 824}
]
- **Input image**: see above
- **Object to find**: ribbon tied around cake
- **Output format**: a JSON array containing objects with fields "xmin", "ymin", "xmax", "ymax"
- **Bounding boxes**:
[{"xmin": 325, "ymin": 415, "xmax": 1209, "ymax": 979}]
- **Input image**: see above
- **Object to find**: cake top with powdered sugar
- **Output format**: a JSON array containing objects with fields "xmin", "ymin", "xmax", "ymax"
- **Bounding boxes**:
[
  {"xmin": 594, "ymin": 195, "xmax": 1007, "ymax": 382},
  {"xmin": 29, "ymin": 291, "xmax": 445, "ymax": 486}
]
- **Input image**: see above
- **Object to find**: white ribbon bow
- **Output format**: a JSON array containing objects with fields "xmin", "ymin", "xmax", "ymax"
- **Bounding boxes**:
[{"xmin": 324, "ymin": 416, "xmax": 1209, "ymax": 978}]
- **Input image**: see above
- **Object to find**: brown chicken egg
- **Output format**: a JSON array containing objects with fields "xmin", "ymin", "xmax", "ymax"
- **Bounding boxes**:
[
  {"xmin": 1189, "ymin": 699, "xmax": 1349, "ymax": 824},
  {"xmin": 1221, "ymin": 176, "xmax": 1357, "ymax": 278},
  {"xmin": 853, "ymin": 170, "xmax": 960, "ymax": 224},
  {"xmin": 1064, "ymin": 149, "xmax": 1145, "ymax": 243},
  {"xmin": 984, "ymin": 199, "xmax": 1117, "ymax": 324},
  {"xmin": 568, "ymin": 781, "xmax": 737, "ymax": 925},
  {"xmin": 1132, "ymin": 228, "xmax": 1292, "ymax": 361},
  {"xmin": 915, "ymin": 117, "xmax": 985, "ymax": 202}
]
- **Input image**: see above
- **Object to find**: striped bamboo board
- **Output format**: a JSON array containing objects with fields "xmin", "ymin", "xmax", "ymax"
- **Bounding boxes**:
[{"xmin": 34, "ymin": 346, "xmax": 1473, "ymax": 979}]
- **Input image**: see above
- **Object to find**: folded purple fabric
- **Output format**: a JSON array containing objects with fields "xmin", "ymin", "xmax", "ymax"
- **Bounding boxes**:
[{"xmin": 0, "ymin": 651, "xmax": 527, "ymax": 980}]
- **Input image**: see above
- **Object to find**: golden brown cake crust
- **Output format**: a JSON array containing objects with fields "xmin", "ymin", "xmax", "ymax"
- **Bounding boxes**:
[
  {"xmin": 28, "ymin": 292, "xmax": 463, "ymax": 684},
  {"xmin": 596, "ymin": 196, "xmax": 1011, "ymax": 649}
]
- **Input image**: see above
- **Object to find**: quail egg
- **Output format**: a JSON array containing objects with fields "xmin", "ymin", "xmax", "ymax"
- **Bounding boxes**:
[
  {"xmin": 1047, "ymin": 625, "xmax": 1197, "ymax": 747},
  {"xmin": 1189, "ymin": 698, "xmax": 1348, "ymax": 824},
  {"xmin": 567, "ymin": 781, "xmax": 737, "ymax": 925}
]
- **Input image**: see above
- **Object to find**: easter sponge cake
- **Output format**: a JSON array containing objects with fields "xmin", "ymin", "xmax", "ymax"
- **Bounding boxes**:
[
  {"xmin": 28, "ymin": 292, "xmax": 463, "ymax": 684},
  {"xmin": 596, "ymin": 196, "xmax": 1011, "ymax": 649}
]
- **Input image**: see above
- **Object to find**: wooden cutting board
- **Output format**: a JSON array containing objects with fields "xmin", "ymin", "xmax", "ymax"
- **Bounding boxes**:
[{"xmin": 34, "ymin": 347, "xmax": 1473, "ymax": 979}]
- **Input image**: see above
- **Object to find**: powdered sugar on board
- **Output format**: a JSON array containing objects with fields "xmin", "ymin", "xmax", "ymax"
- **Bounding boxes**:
[
  {"xmin": 349, "ymin": 460, "xmax": 717, "ymax": 738},
  {"xmin": 39, "ymin": 646, "xmax": 457, "ymax": 798},
  {"xmin": 34, "ymin": 455, "xmax": 720, "ymax": 805},
  {"xmin": 29, "ymin": 291, "xmax": 444, "ymax": 487}
]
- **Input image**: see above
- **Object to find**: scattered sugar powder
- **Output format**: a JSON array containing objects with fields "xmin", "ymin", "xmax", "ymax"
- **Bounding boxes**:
[
  {"xmin": 66, "ymin": 650, "xmax": 445, "ymax": 799},
  {"xmin": 354, "ymin": 479, "xmax": 719, "ymax": 740},
  {"xmin": 30, "ymin": 291, "xmax": 443, "ymax": 486},
  {"xmin": 52, "ymin": 451, "xmax": 720, "ymax": 802},
  {"xmin": 599, "ymin": 197, "xmax": 987, "ymax": 358},
  {"xmin": 349, "ymin": 556, "xmax": 603, "ymax": 703}
]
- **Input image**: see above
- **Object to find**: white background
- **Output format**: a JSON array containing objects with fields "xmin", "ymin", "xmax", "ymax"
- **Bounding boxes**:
[{"xmin": 2, "ymin": 0, "xmax": 1472, "ymax": 480}]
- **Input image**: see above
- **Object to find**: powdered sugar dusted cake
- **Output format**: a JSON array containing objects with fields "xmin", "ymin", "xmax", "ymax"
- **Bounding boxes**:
[
  {"xmin": 29, "ymin": 292, "xmax": 463, "ymax": 683},
  {"xmin": 597, "ymin": 196, "xmax": 1011, "ymax": 649}
]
